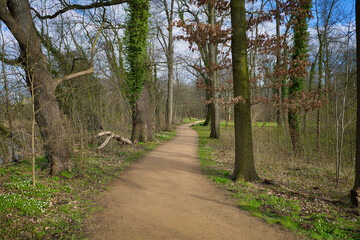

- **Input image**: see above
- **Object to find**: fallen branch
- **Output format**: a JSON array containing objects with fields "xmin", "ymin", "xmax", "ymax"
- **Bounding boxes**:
[{"xmin": 93, "ymin": 131, "xmax": 132, "ymax": 151}]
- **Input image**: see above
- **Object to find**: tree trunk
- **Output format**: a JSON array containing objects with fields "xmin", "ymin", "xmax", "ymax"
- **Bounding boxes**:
[
  {"xmin": 208, "ymin": 4, "xmax": 220, "ymax": 139},
  {"xmin": 166, "ymin": 37, "xmax": 174, "ymax": 131},
  {"xmin": 231, "ymin": 0, "xmax": 259, "ymax": 182},
  {"xmin": 165, "ymin": 0, "xmax": 174, "ymax": 131},
  {"xmin": 275, "ymin": 0, "xmax": 282, "ymax": 127},
  {"xmin": 352, "ymin": 0, "xmax": 360, "ymax": 206},
  {"xmin": 287, "ymin": 0, "xmax": 310, "ymax": 156},
  {"xmin": 202, "ymin": 103, "xmax": 211, "ymax": 126},
  {"xmin": 131, "ymin": 83, "xmax": 153, "ymax": 142},
  {"xmin": 317, "ymin": 38, "xmax": 324, "ymax": 151},
  {"xmin": 0, "ymin": 0, "xmax": 71, "ymax": 174},
  {"xmin": 288, "ymin": 112, "xmax": 304, "ymax": 155}
]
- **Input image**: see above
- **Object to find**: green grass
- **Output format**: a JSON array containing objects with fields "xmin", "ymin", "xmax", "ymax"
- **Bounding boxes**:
[
  {"xmin": 0, "ymin": 129, "xmax": 176, "ymax": 239},
  {"xmin": 191, "ymin": 122, "xmax": 360, "ymax": 240}
]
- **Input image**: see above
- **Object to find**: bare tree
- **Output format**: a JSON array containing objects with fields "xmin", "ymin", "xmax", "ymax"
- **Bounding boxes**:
[{"xmin": 0, "ymin": 0, "xmax": 126, "ymax": 175}]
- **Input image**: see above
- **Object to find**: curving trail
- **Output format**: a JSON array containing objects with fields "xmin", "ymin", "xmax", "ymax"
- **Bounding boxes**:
[{"xmin": 88, "ymin": 123, "xmax": 298, "ymax": 240}]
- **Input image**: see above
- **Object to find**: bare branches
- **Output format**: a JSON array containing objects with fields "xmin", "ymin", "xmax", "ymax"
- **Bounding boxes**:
[
  {"xmin": 31, "ymin": 0, "xmax": 127, "ymax": 20},
  {"xmin": 53, "ymin": 9, "xmax": 106, "ymax": 89}
]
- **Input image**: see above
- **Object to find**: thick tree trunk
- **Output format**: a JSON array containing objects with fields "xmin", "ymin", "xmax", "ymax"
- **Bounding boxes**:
[
  {"xmin": 0, "ymin": 0, "xmax": 71, "ymax": 174},
  {"xmin": 288, "ymin": 112, "xmax": 304, "ymax": 155},
  {"xmin": 131, "ymin": 83, "xmax": 154, "ymax": 142},
  {"xmin": 231, "ymin": 0, "xmax": 259, "ymax": 182},
  {"xmin": 202, "ymin": 103, "xmax": 211, "ymax": 126},
  {"xmin": 352, "ymin": 0, "xmax": 360, "ymax": 206}
]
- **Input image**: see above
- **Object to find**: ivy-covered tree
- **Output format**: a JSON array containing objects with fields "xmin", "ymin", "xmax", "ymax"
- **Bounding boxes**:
[
  {"xmin": 124, "ymin": 0, "xmax": 152, "ymax": 142},
  {"xmin": 288, "ymin": 0, "xmax": 311, "ymax": 155}
]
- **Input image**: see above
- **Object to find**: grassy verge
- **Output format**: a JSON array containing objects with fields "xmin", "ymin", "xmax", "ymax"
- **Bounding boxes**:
[
  {"xmin": 192, "ymin": 122, "xmax": 359, "ymax": 240},
  {"xmin": 0, "ymin": 130, "xmax": 175, "ymax": 239}
]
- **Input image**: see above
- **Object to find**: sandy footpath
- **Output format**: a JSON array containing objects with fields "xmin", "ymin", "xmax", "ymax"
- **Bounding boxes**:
[{"xmin": 88, "ymin": 123, "xmax": 299, "ymax": 240}]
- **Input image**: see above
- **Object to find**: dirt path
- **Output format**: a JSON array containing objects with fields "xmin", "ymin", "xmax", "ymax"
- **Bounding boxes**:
[{"xmin": 88, "ymin": 123, "xmax": 298, "ymax": 240}]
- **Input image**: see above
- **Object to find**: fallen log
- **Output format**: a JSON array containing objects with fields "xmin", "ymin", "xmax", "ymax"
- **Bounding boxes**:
[{"xmin": 93, "ymin": 131, "xmax": 132, "ymax": 151}]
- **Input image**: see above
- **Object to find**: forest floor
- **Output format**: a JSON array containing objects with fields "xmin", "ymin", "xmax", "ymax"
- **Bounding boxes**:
[
  {"xmin": 86, "ymin": 123, "xmax": 297, "ymax": 240},
  {"xmin": 191, "ymin": 121, "xmax": 360, "ymax": 239},
  {"xmin": 0, "ymin": 130, "xmax": 177, "ymax": 239}
]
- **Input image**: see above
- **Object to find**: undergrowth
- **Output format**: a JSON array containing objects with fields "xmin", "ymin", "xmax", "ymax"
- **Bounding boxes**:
[
  {"xmin": 0, "ymin": 130, "xmax": 175, "ymax": 239},
  {"xmin": 192, "ymin": 122, "xmax": 360, "ymax": 240}
]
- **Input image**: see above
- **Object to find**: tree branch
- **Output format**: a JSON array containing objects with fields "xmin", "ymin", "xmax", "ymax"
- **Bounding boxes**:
[
  {"xmin": 0, "ymin": 2, "xmax": 28, "ymax": 45},
  {"xmin": 92, "ymin": 131, "xmax": 132, "ymax": 151},
  {"xmin": 31, "ymin": 0, "xmax": 127, "ymax": 20},
  {"xmin": 53, "ymin": 67, "xmax": 94, "ymax": 89}
]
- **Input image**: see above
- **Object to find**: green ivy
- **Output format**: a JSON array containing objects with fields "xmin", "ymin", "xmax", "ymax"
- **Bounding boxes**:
[{"xmin": 124, "ymin": 0, "xmax": 150, "ymax": 107}]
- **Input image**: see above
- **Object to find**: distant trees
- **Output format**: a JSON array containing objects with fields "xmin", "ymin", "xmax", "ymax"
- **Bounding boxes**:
[
  {"xmin": 156, "ymin": 0, "xmax": 175, "ymax": 132},
  {"xmin": 231, "ymin": 0, "xmax": 259, "ymax": 181},
  {"xmin": 177, "ymin": 0, "xmax": 230, "ymax": 139}
]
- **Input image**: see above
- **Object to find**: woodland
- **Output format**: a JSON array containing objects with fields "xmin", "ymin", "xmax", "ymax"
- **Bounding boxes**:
[{"xmin": 0, "ymin": 0, "xmax": 359, "ymax": 239}]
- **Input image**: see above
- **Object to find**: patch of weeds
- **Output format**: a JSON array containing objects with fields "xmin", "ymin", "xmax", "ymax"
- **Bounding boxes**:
[
  {"xmin": 60, "ymin": 171, "xmax": 73, "ymax": 179},
  {"xmin": 213, "ymin": 176, "xmax": 231, "ymax": 184}
]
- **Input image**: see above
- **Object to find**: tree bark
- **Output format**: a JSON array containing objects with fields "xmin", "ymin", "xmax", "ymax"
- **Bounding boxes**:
[
  {"xmin": 275, "ymin": 0, "xmax": 282, "ymax": 127},
  {"xmin": 0, "ymin": 0, "xmax": 71, "ymax": 174},
  {"xmin": 131, "ymin": 83, "xmax": 154, "ymax": 142},
  {"xmin": 164, "ymin": 0, "xmax": 174, "ymax": 131},
  {"xmin": 231, "ymin": 0, "xmax": 259, "ymax": 182},
  {"xmin": 352, "ymin": 0, "xmax": 360, "ymax": 206},
  {"xmin": 316, "ymin": 38, "xmax": 324, "ymax": 151},
  {"xmin": 208, "ymin": 3, "xmax": 220, "ymax": 139},
  {"xmin": 202, "ymin": 102, "xmax": 212, "ymax": 126}
]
